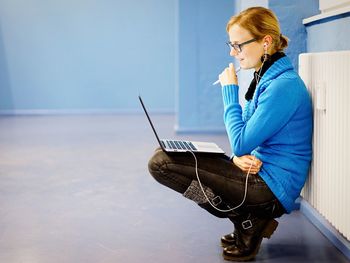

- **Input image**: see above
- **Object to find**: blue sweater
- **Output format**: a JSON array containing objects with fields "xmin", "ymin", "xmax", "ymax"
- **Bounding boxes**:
[{"xmin": 222, "ymin": 56, "xmax": 312, "ymax": 213}]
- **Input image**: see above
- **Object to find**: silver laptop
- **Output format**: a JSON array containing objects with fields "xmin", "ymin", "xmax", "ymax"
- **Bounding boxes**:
[{"xmin": 139, "ymin": 96, "xmax": 225, "ymax": 154}]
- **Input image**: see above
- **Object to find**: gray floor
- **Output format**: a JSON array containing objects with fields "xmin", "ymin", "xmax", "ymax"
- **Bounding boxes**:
[{"xmin": 0, "ymin": 114, "xmax": 348, "ymax": 263}]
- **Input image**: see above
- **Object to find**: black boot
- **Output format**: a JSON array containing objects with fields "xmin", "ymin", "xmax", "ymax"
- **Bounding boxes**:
[
  {"xmin": 223, "ymin": 217, "xmax": 278, "ymax": 261},
  {"xmin": 221, "ymin": 229, "xmax": 239, "ymax": 247}
]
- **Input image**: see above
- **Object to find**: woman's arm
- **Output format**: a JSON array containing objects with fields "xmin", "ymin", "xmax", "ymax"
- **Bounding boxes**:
[{"xmin": 222, "ymin": 78, "xmax": 300, "ymax": 156}]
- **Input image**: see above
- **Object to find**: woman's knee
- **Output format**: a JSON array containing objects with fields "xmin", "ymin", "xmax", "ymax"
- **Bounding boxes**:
[{"xmin": 148, "ymin": 148, "xmax": 170, "ymax": 181}]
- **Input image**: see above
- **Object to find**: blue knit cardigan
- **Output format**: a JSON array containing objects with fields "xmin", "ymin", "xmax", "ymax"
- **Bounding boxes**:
[{"xmin": 222, "ymin": 56, "xmax": 313, "ymax": 213}]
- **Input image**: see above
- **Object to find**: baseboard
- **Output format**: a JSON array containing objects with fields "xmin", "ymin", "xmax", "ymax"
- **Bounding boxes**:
[
  {"xmin": 0, "ymin": 109, "xmax": 174, "ymax": 116},
  {"xmin": 299, "ymin": 199, "xmax": 350, "ymax": 260}
]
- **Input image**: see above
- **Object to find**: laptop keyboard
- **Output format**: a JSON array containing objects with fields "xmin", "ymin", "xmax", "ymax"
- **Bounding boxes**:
[{"xmin": 164, "ymin": 140, "xmax": 197, "ymax": 151}]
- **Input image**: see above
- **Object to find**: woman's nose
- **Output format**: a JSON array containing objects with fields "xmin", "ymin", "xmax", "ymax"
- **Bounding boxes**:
[{"xmin": 230, "ymin": 48, "xmax": 239, "ymax": 57}]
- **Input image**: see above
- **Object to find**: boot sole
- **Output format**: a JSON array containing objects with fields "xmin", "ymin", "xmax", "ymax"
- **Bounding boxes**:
[
  {"xmin": 221, "ymin": 239, "xmax": 235, "ymax": 248},
  {"xmin": 222, "ymin": 219, "xmax": 278, "ymax": 261}
]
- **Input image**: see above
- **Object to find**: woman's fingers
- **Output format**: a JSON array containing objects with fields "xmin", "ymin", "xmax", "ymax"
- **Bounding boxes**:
[
  {"xmin": 218, "ymin": 63, "xmax": 238, "ymax": 86},
  {"xmin": 233, "ymin": 155, "xmax": 263, "ymax": 173}
]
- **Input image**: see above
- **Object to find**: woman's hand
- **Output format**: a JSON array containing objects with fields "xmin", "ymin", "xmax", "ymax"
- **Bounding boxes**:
[
  {"xmin": 218, "ymin": 63, "xmax": 238, "ymax": 86},
  {"xmin": 233, "ymin": 155, "xmax": 262, "ymax": 174}
]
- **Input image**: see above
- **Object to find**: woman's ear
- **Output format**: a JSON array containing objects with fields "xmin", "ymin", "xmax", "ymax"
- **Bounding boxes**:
[{"xmin": 262, "ymin": 35, "xmax": 273, "ymax": 49}]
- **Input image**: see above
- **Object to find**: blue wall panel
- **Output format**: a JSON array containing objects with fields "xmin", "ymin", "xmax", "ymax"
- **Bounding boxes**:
[
  {"xmin": 176, "ymin": 0, "xmax": 233, "ymax": 133},
  {"xmin": 305, "ymin": 13, "xmax": 350, "ymax": 53},
  {"xmin": 0, "ymin": 0, "xmax": 176, "ymax": 112}
]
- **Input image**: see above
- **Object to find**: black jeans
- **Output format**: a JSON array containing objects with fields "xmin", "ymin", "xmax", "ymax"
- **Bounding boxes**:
[{"xmin": 148, "ymin": 148, "xmax": 285, "ymax": 221}]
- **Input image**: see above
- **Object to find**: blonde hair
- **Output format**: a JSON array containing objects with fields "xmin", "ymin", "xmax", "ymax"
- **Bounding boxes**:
[{"xmin": 226, "ymin": 7, "xmax": 288, "ymax": 52}]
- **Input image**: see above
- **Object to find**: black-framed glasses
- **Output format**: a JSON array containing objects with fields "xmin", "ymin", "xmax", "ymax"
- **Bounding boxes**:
[{"xmin": 226, "ymin": 38, "xmax": 257, "ymax": 53}]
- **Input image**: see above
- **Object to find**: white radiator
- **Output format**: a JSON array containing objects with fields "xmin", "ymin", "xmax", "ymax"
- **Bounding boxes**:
[{"xmin": 299, "ymin": 50, "xmax": 350, "ymax": 241}]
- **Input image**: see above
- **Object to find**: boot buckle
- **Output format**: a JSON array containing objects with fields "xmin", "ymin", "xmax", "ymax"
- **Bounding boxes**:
[
  {"xmin": 242, "ymin": 219, "xmax": 252, "ymax": 229},
  {"xmin": 212, "ymin": 196, "xmax": 222, "ymax": 206}
]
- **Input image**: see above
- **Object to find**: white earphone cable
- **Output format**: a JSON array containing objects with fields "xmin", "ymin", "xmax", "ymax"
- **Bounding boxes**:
[{"xmin": 187, "ymin": 150, "xmax": 254, "ymax": 212}]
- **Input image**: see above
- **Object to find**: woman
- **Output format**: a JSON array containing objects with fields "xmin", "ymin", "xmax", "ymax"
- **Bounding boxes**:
[{"xmin": 148, "ymin": 6, "xmax": 312, "ymax": 262}]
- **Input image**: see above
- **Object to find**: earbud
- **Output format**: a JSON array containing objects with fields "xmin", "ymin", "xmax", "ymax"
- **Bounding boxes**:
[{"xmin": 261, "ymin": 43, "xmax": 270, "ymax": 62}]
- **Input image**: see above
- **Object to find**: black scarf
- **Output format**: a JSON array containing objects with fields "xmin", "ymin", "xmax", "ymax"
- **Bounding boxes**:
[{"xmin": 245, "ymin": 52, "xmax": 286, "ymax": 101}]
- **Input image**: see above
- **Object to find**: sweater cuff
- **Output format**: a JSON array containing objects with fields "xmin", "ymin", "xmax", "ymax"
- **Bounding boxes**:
[{"xmin": 222, "ymin": 84, "xmax": 239, "ymax": 106}]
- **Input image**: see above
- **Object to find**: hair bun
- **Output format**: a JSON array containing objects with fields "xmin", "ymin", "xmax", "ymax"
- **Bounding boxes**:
[{"xmin": 278, "ymin": 34, "xmax": 289, "ymax": 51}]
